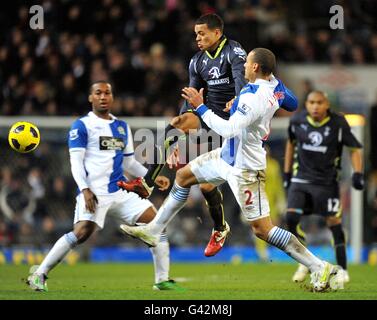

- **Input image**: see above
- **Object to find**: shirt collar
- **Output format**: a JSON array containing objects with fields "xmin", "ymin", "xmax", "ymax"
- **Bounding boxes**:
[
  {"xmin": 88, "ymin": 111, "xmax": 116, "ymax": 122},
  {"xmin": 253, "ymin": 78, "xmax": 272, "ymax": 85}
]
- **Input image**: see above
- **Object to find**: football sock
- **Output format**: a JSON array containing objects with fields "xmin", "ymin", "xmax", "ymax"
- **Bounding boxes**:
[
  {"xmin": 267, "ymin": 226, "xmax": 324, "ymax": 272},
  {"xmin": 36, "ymin": 231, "xmax": 78, "ymax": 275},
  {"xmin": 202, "ymin": 187, "xmax": 226, "ymax": 231},
  {"xmin": 150, "ymin": 182, "xmax": 190, "ymax": 234},
  {"xmin": 286, "ymin": 211, "xmax": 306, "ymax": 244},
  {"xmin": 144, "ymin": 124, "xmax": 182, "ymax": 186},
  {"xmin": 150, "ymin": 232, "xmax": 170, "ymax": 284},
  {"xmin": 330, "ymin": 224, "xmax": 347, "ymax": 269}
]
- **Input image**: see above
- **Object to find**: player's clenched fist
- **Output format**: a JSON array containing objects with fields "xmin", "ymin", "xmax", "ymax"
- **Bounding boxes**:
[{"xmin": 155, "ymin": 176, "xmax": 171, "ymax": 191}]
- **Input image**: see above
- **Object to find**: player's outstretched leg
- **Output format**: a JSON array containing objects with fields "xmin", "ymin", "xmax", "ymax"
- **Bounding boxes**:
[
  {"xmin": 201, "ymin": 185, "xmax": 230, "ymax": 257},
  {"xmin": 286, "ymin": 211, "xmax": 309, "ymax": 282},
  {"xmin": 251, "ymin": 217, "xmax": 341, "ymax": 292},
  {"xmin": 120, "ymin": 181, "xmax": 191, "ymax": 245}
]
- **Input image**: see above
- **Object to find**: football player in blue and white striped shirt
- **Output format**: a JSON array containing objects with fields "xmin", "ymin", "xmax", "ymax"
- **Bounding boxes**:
[
  {"xmin": 120, "ymin": 49, "xmax": 343, "ymax": 292},
  {"xmin": 27, "ymin": 81, "xmax": 182, "ymax": 292}
]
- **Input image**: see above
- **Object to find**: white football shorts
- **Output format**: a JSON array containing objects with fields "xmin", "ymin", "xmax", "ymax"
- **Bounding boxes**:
[
  {"xmin": 189, "ymin": 148, "xmax": 270, "ymax": 221},
  {"xmin": 73, "ymin": 189, "xmax": 153, "ymax": 228}
]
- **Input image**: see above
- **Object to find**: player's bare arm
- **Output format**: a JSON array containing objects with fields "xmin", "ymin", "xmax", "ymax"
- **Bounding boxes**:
[
  {"xmin": 350, "ymin": 148, "xmax": 364, "ymax": 190},
  {"xmin": 350, "ymin": 148, "xmax": 363, "ymax": 173},
  {"xmin": 283, "ymin": 140, "xmax": 295, "ymax": 189},
  {"xmin": 284, "ymin": 140, "xmax": 295, "ymax": 173}
]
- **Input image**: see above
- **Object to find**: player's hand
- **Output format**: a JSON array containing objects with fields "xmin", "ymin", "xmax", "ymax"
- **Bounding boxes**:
[
  {"xmin": 352, "ymin": 172, "xmax": 364, "ymax": 190},
  {"xmin": 223, "ymin": 98, "xmax": 235, "ymax": 112},
  {"xmin": 181, "ymin": 87, "xmax": 204, "ymax": 108},
  {"xmin": 283, "ymin": 172, "xmax": 292, "ymax": 190},
  {"xmin": 170, "ymin": 116, "xmax": 181, "ymax": 127},
  {"xmin": 82, "ymin": 188, "xmax": 98, "ymax": 213},
  {"xmin": 167, "ymin": 146, "xmax": 180, "ymax": 169},
  {"xmin": 155, "ymin": 176, "xmax": 170, "ymax": 191}
]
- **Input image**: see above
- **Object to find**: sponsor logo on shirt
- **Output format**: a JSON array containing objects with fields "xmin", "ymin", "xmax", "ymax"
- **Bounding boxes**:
[
  {"xmin": 99, "ymin": 136, "xmax": 125, "ymax": 150},
  {"xmin": 207, "ymin": 77, "xmax": 230, "ymax": 86},
  {"xmin": 302, "ymin": 144, "xmax": 328, "ymax": 153}
]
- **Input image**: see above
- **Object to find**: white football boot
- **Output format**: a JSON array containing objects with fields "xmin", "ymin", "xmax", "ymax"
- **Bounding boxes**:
[
  {"xmin": 292, "ymin": 263, "xmax": 309, "ymax": 282},
  {"xmin": 120, "ymin": 224, "xmax": 159, "ymax": 247},
  {"xmin": 310, "ymin": 261, "xmax": 340, "ymax": 292}
]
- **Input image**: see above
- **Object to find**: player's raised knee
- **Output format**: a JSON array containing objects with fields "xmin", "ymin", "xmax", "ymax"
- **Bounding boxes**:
[{"xmin": 176, "ymin": 166, "xmax": 197, "ymax": 188}]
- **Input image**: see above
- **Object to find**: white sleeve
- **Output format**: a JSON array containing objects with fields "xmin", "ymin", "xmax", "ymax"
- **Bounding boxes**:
[
  {"xmin": 122, "ymin": 125, "xmax": 148, "ymax": 177},
  {"xmin": 123, "ymin": 154, "xmax": 148, "ymax": 177},
  {"xmin": 196, "ymin": 95, "xmax": 259, "ymax": 139},
  {"xmin": 124, "ymin": 124, "xmax": 135, "ymax": 156},
  {"xmin": 69, "ymin": 148, "xmax": 89, "ymax": 191}
]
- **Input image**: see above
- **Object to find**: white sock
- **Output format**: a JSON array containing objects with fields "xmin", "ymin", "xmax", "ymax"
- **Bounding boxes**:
[
  {"xmin": 36, "ymin": 232, "xmax": 78, "ymax": 275},
  {"xmin": 150, "ymin": 182, "xmax": 190, "ymax": 234},
  {"xmin": 267, "ymin": 226, "xmax": 324, "ymax": 273},
  {"xmin": 149, "ymin": 232, "xmax": 170, "ymax": 284}
]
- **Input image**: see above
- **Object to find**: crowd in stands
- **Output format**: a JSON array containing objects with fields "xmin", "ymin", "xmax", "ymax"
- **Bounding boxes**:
[{"xmin": 1, "ymin": 0, "xmax": 377, "ymax": 116}]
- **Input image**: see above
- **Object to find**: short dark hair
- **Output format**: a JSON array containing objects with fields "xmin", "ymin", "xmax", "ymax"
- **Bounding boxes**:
[
  {"xmin": 251, "ymin": 48, "xmax": 276, "ymax": 75},
  {"xmin": 306, "ymin": 90, "xmax": 329, "ymax": 101},
  {"xmin": 89, "ymin": 80, "xmax": 112, "ymax": 94},
  {"xmin": 195, "ymin": 13, "xmax": 224, "ymax": 32}
]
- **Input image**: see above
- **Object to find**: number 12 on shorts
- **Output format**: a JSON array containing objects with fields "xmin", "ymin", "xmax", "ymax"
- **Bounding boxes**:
[{"xmin": 327, "ymin": 198, "xmax": 340, "ymax": 213}]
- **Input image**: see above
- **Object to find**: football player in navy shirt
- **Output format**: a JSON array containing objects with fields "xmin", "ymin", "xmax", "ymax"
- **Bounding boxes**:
[
  {"xmin": 284, "ymin": 90, "xmax": 364, "ymax": 284},
  {"xmin": 119, "ymin": 13, "xmax": 248, "ymax": 257}
]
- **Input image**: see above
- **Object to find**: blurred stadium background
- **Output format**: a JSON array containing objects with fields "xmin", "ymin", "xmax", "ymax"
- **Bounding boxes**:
[{"xmin": 0, "ymin": 0, "xmax": 377, "ymax": 267}]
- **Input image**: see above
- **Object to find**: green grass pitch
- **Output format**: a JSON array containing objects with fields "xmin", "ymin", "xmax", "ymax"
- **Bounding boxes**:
[{"xmin": 1, "ymin": 263, "xmax": 376, "ymax": 300}]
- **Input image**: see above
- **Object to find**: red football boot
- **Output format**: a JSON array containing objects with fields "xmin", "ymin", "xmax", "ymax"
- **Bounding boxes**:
[
  {"xmin": 117, "ymin": 177, "xmax": 154, "ymax": 199},
  {"xmin": 204, "ymin": 222, "xmax": 230, "ymax": 257}
]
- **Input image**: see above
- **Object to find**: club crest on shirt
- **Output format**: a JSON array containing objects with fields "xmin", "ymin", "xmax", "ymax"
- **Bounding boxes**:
[
  {"xmin": 208, "ymin": 66, "xmax": 221, "ymax": 79},
  {"xmin": 302, "ymin": 131, "xmax": 328, "ymax": 153},
  {"xmin": 117, "ymin": 126, "xmax": 125, "ymax": 135},
  {"xmin": 308, "ymin": 131, "xmax": 323, "ymax": 146}
]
